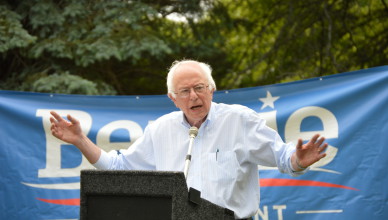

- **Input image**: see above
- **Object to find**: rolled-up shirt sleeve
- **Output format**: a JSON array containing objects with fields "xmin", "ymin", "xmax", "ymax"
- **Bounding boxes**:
[
  {"xmin": 92, "ymin": 150, "xmax": 111, "ymax": 169},
  {"xmin": 92, "ymin": 126, "xmax": 156, "ymax": 170}
]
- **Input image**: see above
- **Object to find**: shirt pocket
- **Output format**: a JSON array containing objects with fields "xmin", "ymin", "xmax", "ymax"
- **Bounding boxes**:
[{"xmin": 206, "ymin": 151, "xmax": 239, "ymax": 183}]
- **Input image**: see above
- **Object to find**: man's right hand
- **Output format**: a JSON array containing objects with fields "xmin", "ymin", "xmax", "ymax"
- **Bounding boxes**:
[
  {"xmin": 49, "ymin": 111, "xmax": 101, "ymax": 164},
  {"xmin": 50, "ymin": 111, "xmax": 83, "ymax": 145}
]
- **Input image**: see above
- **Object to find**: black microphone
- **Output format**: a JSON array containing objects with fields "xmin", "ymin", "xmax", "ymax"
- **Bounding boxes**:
[{"xmin": 184, "ymin": 126, "xmax": 198, "ymax": 179}]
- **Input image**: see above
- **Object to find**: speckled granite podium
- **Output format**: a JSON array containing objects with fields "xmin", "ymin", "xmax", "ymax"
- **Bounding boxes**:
[{"xmin": 80, "ymin": 170, "xmax": 235, "ymax": 220}]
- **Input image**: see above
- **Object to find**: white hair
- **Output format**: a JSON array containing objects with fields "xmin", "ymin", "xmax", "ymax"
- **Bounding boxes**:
[{"xmin": 166, "ymin": 59, "xmax": 217, "ymax": 98}]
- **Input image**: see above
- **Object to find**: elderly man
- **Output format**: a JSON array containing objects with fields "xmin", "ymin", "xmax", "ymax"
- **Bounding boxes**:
[{"xmin": 50, "ymin": 60, "xmax": 327, "ymax": 219}]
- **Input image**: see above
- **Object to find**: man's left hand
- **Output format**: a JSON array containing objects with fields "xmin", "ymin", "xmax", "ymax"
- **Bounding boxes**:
[{"xmin": 293, "ymin": 134, "xmax": 328, "ymax": 170}]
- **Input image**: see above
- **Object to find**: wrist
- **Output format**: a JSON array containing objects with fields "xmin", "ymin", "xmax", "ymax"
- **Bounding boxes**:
[
  {"xmin": 74, "ymin": 133, "xmax": 89, "ymax": 149},
  {"xmin": 295, "ymin": 157, "xmax": 308, "ymax": 170}
]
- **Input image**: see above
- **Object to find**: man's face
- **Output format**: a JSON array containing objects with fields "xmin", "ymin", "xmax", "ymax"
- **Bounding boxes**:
[{"xmin": 168, "ymin": 62, "xmax": 214, "ymax": 127}]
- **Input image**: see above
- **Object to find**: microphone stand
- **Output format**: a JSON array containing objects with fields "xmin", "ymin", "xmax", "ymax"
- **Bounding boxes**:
[
  {"xmin": 183, "ymin": 126, "xmax": 201, "ymax": 205},
  {"xmin": 184, "ymin": 126, "xmax": 198, "ymax": 180}
]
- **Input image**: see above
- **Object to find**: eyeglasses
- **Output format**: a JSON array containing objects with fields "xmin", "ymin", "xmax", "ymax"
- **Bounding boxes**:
[{"xmin": 174, "ymin": 84, "xmax": 209, "ymax": 98}]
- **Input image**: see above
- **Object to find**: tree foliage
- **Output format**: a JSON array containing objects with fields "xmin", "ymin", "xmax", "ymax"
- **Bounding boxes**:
[
  {"xmin": 0, "ymin": 0, "xmax": 387, "ymax": 95},
  {"xmin": 214, "ymin": 0, "xmax": 388, "ymax": 88}
]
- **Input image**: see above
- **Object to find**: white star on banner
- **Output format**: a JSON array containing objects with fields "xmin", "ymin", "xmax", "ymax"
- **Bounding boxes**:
[{"xmin": 259, "ymin": 91, "xmax": 280, "ymax": 110}]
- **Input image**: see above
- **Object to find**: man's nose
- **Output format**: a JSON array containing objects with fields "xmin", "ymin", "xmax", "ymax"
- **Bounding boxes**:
[{"xmin": 189, "ymin": 88, "xmax": 198, "ymax": 100}]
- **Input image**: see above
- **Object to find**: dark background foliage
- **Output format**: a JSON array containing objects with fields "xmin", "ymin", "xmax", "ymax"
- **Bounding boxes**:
[{"xmin": 1, "ymin": 0, "xmax": 387, "ymax": 95}]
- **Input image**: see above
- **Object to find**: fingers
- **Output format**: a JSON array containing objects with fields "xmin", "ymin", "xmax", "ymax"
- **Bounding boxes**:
[
  {"xmin": 49, "ymin": 114, "xmax": 59, "ymax": 133},
  {"xmin": 308, "ymin": 134, "xmax": 327, "ymax": 148},
  {"xmin": 297, "ymin": 135, "xmax": 328, "ymax": 167},
  {"xmin": 318, "ymin": 152, "xmax": 327, "ymax": 160},
  {"xmin": 301, "ymin": 134, "xmax": 328, "ymax": 153},
  {"xmin": 308, "ymin": 134, "xmax": 320, "ymax": 145},
  {"xmin": 50, "ymin": 111, "xmax": 64, "ymax": 122},
  {"xmin": 67, "ymin": 114, "xmax": 79, "ymax": 125},
  {"xmin": 318, "ymin": 143, "xmax": 328, "ymax": 153},
  {"xmin": 316, "ymin": 136, "xmax": 325, "ymax": 146},
  {"xmin": 50, "ymin": 111, "xmax": 78, "ymax": 125},
  {"xmin": 296, "ymin": 139, "xmax": 303, "ymax": 150},
  {"xmin": 49, "ymin": 116, "xmax": 56, "ymax": 124},
  {"xmin": 50, "ymin": 120, "xmax": 59, "ymax": 137}
]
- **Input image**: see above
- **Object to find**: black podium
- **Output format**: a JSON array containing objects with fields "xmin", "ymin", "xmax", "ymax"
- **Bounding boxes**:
[{"xmin": 80, "ymin": 170, "xmax": 235, "ymax": 220}]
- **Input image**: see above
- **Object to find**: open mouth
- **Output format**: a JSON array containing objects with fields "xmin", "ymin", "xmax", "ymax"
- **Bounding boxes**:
[{"xmin": 190, "ymin": 105, "xmax": 202, "ymax": 110}]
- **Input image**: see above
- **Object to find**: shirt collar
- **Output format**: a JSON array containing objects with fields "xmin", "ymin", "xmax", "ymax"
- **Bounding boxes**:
[{"xmin": 205, "ymin": 102, "xmax": 215, "ymax": 127}]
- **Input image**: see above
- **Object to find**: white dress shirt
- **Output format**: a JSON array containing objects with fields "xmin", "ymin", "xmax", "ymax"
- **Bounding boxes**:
[{"xmin": 94, "ymin": 102, "xmax": 306, "ymax": 218}]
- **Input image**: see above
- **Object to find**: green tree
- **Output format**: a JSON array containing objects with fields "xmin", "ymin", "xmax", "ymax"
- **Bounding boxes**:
[
  {"xmin": 214, "ymin": 0, "xmax": 388, "ymax": 89},
  {"xmin": 1, "ymin": 0, "xmax": 224, "ymax": 95},
  {"xmin": 1, "ymin": 0, "xmax": 387, "ymax": 95}
]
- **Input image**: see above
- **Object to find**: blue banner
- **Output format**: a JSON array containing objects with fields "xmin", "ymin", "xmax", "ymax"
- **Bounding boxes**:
[{"xmin": 0, "ymin": 66, "xmax": 387, "ymax": 219}]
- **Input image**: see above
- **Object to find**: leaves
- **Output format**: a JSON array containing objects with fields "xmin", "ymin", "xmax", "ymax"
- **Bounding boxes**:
[
  {"xmin": 0, "ymin": 0, "xmax": 387, "ymax": 95},
  {"xmin": 26, "ymin": 72, "xmax": 117, "ymax": 95},
  {"xmin": 214, "ymin": 0, "xmax": 388, "ymax": 89},
  {"xmin": 0, "ymin": 5, "xmax": 36, "ymax": 53}
]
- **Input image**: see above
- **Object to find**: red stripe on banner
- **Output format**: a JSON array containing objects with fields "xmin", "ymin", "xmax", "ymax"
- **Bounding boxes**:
[
  {"xmin": 37, "ymin": 198, "xmax": 80, "ymax": 206},
  {"xmin": 37, "ymin": 179, "xmax": 358, "ymax": 206},
  {"xmin": 260, "ymin": 178, "xmax": 359, "ymax": 191}
]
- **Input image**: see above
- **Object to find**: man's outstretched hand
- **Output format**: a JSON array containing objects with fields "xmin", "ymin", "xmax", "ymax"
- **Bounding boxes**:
[
  {"xmin": 50, "ymin": 111, "xmax": 101, "ymax": 164},
  {"xmin": 294, "ymin": 134, "xmax": 328, "ymax": 170},
  {"xmin": 50, "ymin": 111, "xmax": 83, "ymax": 145}
]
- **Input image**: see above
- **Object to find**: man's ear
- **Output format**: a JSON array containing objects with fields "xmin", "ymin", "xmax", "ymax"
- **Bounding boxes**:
[
  {"xmin": 168, "ymin": 93, "xmax": 178, "ymax": 108},
  {"xmin": 168, "ymin": 93, "xmax": 175, "ymax": 101},
  {"xmin": 209, "ymin": 88, "xmax": 215, "ymax": 100}
]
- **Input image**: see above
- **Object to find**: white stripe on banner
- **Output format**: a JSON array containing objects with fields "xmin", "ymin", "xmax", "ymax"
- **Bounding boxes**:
[
  {"xmin": 21, "ymin": 182, "xmax": 80, "ymax": 190},
  {"xmin": 296, "ymin": 210, "xmax": 343, "ymax": 214}
]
